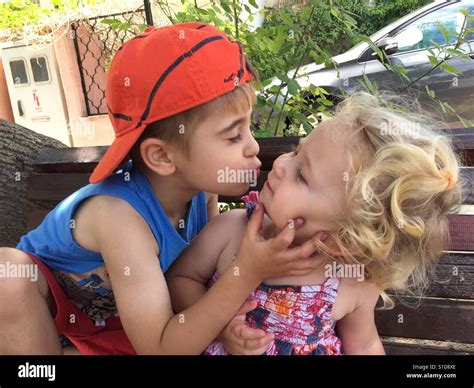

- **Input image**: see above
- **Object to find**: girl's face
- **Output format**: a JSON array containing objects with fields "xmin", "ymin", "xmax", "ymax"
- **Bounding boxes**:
[{"xmin": 259, "ymin": 119, "xmax": 351, "ymax": 244}]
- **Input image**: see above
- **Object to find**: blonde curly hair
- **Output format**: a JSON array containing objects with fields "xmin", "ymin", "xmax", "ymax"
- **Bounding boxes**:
[{"xmin": 313, "ymin": 92, "xmax": 466, "ymax": 309}]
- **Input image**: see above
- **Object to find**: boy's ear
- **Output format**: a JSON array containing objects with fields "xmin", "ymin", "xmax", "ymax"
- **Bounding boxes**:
[{"xmin": 140, "ymin": 137, "xmax": 176, "ymax": 176}]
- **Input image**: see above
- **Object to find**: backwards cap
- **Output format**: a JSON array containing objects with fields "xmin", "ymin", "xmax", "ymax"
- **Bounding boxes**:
[{"xmin": 89, "ymin": 22, "xmax": 253, "ymax": 184}]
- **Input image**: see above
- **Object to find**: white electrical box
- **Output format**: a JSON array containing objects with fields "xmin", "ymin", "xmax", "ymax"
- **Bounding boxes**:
[{"xmin": 1, "ymin": 40, "xmax": 72, "ymax": 146}]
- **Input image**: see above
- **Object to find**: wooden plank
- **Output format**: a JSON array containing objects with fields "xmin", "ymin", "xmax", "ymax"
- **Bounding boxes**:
[
  {"xmin": 27, "ymin": 171, "xmax": 473, "ymax": 250},
  {"xmin": 33, "ymin": 146, "xmax": 107, "ymax": 173},
  {"xmin": 448, "ymin": 213, "xmax": 474, "ymax": 251},
  {"xmin": 463, "ymin": 167, "xmax": 474, "ymax": 204},
  {"xmin": 443, "ymin": 127, "xmax": 474, "ymax": 149},
  {"xmin": 29, "ymin": 138, "xmax": 300, "ymax": 173},
  {"xmin": 27, "ymin": 169, "xmax": 471, "ymax": 206},
  {"xmin": 441, "ymin": 128, "xmax": 474, "ymax": 166},
  {"xmin": 27, "ymin": 171, "xmax": 270, "ymax": 203},
  {"xmin": 423, "ymin": 253, "xmax": 473, "ymax": 299},
  {"xmin": 381, "ymin": 336, "xmax": 474, "ymax": 355},
  {"xmin": 375, "ymin": 296, "xmax": 474, "ymax": 343},
  {"xmin": 255, "ymin": 137, "xmax": 298, "ymax": 170},
  {"xmin": 31, "ymin": 129, "xmax": 474, "ymax": 173},
  {"xmin": 27, "ymin": 209, "xmax": 51, "ymax": 232},
  {"xmin": 27, "ymin": 173, "xmax": 91, "ymax": 201},
  {"xmin": 25, "ymin": 193, "xmax": 474, "ymax": 298}
]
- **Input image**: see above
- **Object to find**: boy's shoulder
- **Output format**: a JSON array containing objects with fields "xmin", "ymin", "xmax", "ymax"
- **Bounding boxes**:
[
  {"xmin": 73, "ymin": 194, "xmax": 155, "ymax": 254},
  {"xmin": 76, "ymin": 194, "xmax": 142, "ymax": 225}
]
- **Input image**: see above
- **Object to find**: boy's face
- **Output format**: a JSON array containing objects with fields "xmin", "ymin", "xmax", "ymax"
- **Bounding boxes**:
[
  {"xmin": 175, "ymin": 108, "xmax": 261, "ymax": 196},
  {"xmin": 259, "ymin": 119, "xmax": 351, "ymax": 244}
]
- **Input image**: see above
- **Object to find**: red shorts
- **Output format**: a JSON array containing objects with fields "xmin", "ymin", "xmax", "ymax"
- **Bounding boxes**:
[{"xmin": 27, "ymin": 253, "xmax": 136, "ymax": 355}]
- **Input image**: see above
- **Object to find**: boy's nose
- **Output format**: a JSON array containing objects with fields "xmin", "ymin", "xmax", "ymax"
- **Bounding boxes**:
[{"xmin": 244, "ymin": 135, "xmax": 260, "ymax": 158}]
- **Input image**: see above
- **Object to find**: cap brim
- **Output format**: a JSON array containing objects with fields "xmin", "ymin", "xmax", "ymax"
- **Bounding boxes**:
[{"xmin": 89, "ymin": 124, "xmax": 147, "ymax": 184}]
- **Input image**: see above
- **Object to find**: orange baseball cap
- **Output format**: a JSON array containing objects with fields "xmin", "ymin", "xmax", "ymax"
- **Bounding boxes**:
[{"xmin": 89, "ymin": 22, "xmax": 254, "ymax": 184}]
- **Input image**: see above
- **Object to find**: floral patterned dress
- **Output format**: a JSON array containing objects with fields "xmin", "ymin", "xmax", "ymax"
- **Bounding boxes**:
[{"xmin": 204, "ymin": 191, "xmax": 343, "ymax": 356}]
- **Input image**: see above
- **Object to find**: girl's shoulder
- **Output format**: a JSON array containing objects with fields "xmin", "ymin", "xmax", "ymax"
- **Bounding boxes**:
[{"xmin": 335, "ymin": 277, "xmax": 381, "ymax": 319}]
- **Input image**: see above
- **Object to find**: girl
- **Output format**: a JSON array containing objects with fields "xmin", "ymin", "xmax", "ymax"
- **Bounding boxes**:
[{"xmin": 166, "ymin": 92, "xmax": 465, "ymax": 355}]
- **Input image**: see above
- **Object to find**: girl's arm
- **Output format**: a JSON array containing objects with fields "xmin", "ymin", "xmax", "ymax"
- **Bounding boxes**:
[
  {"xmin": 336, "ymin": 282, "xmax": 386, "ymax": 355},
  {"xmin": 167, "ymin": 208, "xmax": 276, "ymax": 355},
  {"xmin": 166, "ymin": 209, "xmax": 245, "ymax": 312}
]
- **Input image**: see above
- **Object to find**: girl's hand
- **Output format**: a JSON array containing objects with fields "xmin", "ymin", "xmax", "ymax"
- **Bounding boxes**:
[
  {"xmin": 234, "ymin": 203, "xmax": 322, "ymax": 282},
  {"xmin": 217, "ymin": 300, "xmax": 274, "ymax": 355}
]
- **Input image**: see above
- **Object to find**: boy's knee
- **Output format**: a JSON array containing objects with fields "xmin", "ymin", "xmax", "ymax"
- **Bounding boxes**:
[
  {"xmin": 0, "ymin": 247, "xmax": 33, "ymax": 265},
  {"xmin": 0, "ymin": 248, "xmax": 47, "ymax": 316}
]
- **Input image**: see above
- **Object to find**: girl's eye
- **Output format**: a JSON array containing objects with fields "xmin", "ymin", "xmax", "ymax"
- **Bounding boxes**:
[
  {"xmin": 297, "ymin": 169, "xmax": 307, "ymax": 184},
  {"xmin": 228, "ymin": 133, "xmax": 242, "ymax": 143}
]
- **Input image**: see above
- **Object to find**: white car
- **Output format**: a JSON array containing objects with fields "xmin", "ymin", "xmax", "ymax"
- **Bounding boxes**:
[{"xmin": 266, "ymin": 0, "xmax": 474, "ymax": 126}]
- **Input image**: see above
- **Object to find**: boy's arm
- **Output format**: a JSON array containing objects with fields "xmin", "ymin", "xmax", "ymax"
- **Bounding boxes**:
[
  {"xmin": 166, "ymin": 210, "xmax": 242, "ymax": 312},
  {"xmin": 94, "ymin": 197, "xmax": 318, "ymax": 355},
  {"xmin": 94, "ymin": 197, "xmax": 259, "ymax": 354},
  {"xmin": 336, "ymin": 282, "xmax": 386, "ymax": 355}
]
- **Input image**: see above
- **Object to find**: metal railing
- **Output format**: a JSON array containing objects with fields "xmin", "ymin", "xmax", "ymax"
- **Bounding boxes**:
[{"xmin": 71, "ymin": 8, "xmax": 147, "ymax": 116}]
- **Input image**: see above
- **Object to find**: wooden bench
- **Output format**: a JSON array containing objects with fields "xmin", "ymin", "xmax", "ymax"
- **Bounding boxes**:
[{"xmin": 25, "ymin": 128, "xmax": 474, "ymax": 355}]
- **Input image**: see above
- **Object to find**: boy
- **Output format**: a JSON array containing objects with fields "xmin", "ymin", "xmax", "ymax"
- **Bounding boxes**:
[{"xmin": 0, "ymin": 23, "xmax": 319, "ymax": 355}]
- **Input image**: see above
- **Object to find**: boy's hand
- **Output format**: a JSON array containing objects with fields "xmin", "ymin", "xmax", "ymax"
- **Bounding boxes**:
[
  {"xmin": 218, "ymin": 300, "xmax": 274, "ymax": 355},
  {"xmin": 235, "ymin": 203, "xmax": 323, "ymax": 281}
]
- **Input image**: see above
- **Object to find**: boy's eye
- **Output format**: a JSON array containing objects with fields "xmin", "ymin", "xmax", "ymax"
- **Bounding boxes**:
[{"xmin": 228, "ymin": 133, "xmax": 242, "ymax": 143}]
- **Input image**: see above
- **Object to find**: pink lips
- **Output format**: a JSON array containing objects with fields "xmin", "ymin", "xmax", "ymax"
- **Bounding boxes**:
[{"xmin": 256, "ymin": 168, "xmax": 261, "ymax": 177}]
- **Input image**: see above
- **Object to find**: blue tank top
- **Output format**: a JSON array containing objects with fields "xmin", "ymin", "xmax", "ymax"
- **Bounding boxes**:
[{"xmin": 17, "ymin": 161, "xmax": 208, "ymax": 323}]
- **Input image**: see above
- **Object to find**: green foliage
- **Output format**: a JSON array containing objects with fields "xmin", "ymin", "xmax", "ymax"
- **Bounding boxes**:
[
  {"xmin": 219, "ymin": 202, "xmax": 245, "ymax": 212},
  {"xmin": 0, "ymin": 0, "xmax": 100, "ymax": 31},
  {"xmin": 152, "ymin": 0, "xmax": 473, "ymax": 132},
  {"xmin": 261, "ymin": 0, "xmax": 431, "ymax": 63},
  {"xmin": 347, "ymin": 0, "xmax": 433, "ymax": 37},
  {"xmin": 4, "ymin": 0, "xmax": 472, "ymax": 131},
  {"xmin": 0, "ymin": 0, "xmax": 50, "ymax": 31}
]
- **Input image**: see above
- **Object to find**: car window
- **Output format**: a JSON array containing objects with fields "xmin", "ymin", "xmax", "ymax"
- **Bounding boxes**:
[{"xmin": 394, "ymin": 2, "xmax": 474, "ymax": 53}]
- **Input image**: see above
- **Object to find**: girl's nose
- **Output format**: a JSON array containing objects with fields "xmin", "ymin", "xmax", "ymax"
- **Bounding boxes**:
[{"xmin": 273, "ymin": 155, "xmax": 286, "ymax": 179}]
